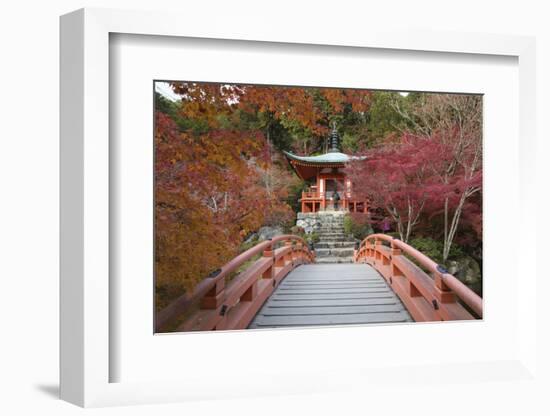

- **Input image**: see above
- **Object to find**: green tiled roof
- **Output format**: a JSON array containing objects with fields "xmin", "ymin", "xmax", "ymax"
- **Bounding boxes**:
[{"xmin": 283, "ymin": 151, "xmax": 365, "ymax": 164}]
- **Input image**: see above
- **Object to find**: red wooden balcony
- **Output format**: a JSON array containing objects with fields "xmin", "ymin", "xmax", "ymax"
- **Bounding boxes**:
[{"xmin": 300, "ymin": 187, "xmax": 367, "ymax": 213}]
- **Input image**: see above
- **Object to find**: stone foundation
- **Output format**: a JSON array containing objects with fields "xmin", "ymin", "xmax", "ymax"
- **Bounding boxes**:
[
  {"xmin": 296, "ymin": 211, "xmax": 346, "ymax": 234},
  {"xmin": 296, "ymin": 212, "xmax": 355, "ymax": 263}
]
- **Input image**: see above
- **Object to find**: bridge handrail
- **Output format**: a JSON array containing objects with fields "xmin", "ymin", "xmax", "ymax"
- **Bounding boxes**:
[
  {"xmin": 357, "ymin": 234, "xmax": 483, "ymax": 319},
  {"xmin": 156, "ymin": 234, "xmax": 314, "ymax": 332}
]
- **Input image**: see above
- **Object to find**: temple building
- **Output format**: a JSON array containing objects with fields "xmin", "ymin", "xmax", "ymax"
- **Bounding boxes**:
[{"xmin": 284, "ymin": 125, "xmax": 368, "ymax": 214}]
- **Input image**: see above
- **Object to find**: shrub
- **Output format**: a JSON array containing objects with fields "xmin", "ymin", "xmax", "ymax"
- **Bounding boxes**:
[
  {"xmin": 289, "ymin": 226, "xmax": 318, "ymax": 246},
  {"xmin": 408, "ymin": 237, "xmax": 444, "ymax": 263},
  {"xmin": 290, "ymin": 225, "xmax": 305, "ymax": 235},
  {"xmin": 306, "ymin": 232, "xmax": 320, "ymax": 245},
  {"xmin": 408, "ymin": 237, "xmax": 465, "ymax": 264},
  {"xmin": 343, "ymin": 215, "xmax": 353, "ymax": 235},
  {"xmin": 239, "ymin": 235, "xmax": 259, "ymax": 253},
  {"xmin": 344, "ymin": 214, "xmax": 374, "ymax": 241}
]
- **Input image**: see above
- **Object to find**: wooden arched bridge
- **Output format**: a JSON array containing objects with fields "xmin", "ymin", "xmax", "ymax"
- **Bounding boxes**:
[{"xmin": 156, "ymin": 234, "xmax": 482, "ymax": 332}]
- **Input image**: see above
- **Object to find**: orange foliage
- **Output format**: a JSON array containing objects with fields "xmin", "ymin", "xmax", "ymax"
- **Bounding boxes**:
[
  {"xmin": 240, "ymin": 85, "xmax": 371, "ymax": 135},
  {"xmin": 155, "ymin": 82, "xmax": 371, "ymax": 307},
  {"xmin": 171, "ymin": 82, "xmax": 371, "ymax": 135},
  {"xmin": 155, "ymin": 112, "xmax": 272, "ymax": 306}
]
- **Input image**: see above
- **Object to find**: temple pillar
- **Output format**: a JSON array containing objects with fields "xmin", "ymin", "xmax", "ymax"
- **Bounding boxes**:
[{"xmin": 319, "ymin": 178, "xmax": 325, "ymax": 210}]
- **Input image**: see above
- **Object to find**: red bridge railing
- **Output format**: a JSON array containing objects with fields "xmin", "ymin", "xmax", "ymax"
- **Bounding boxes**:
[
  {"xmin": 156, "ymin": 235, "xmax": 315, "ymax": 332},
  {"xmin": 354, "ymin": 234, "xmax": 482, "ymax": 321}
]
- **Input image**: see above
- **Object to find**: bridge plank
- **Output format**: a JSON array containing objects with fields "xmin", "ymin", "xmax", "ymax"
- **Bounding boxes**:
[
  {"xmin": 271, "ymin": 288, "xmax": 389, "ymax": 295},
  {"xmin": 277, "ymin": 284, "xmax": 388, "ymax": 291},
  {"xmin": 249, "ymin": 264, "xmax": 412, "ymax": 329},
  {"xmin": 260, "ymin": 304, "xmax": 405, "ymax": 315},
  {"xmin": 250, "ymin": 312, "xmax": 410, "ymax": 327},
  {"xmin": 269, "ymin": 298, "xmax": 397, "ymax": 307},
  {"xmin": 282, "ymin": 278, "xmax": 383, "ymax": 283},
  {"xmin": 270, "ymin": 293, "xmax": 395, "ymax": 300}
]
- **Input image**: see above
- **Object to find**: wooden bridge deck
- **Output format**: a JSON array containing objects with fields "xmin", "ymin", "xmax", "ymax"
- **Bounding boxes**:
[{"xmin": 248, "ymin": 263, "xmax": 412, "ymax": 329}]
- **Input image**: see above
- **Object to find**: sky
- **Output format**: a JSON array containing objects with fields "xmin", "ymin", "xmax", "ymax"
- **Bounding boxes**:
[
  {"xmin": 155, "ymin": 80, "xmax": 411, "ymax": 101},
  {"xmin": 155, "ymin": 81, "xmax": 181, "ymax": 101}
]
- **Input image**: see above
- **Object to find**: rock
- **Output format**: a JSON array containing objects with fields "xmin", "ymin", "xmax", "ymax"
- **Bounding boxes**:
[
  {"xmin": 447, "ymin": 255, "xmax": 482, "ymax": 295},
  {"xmin": 296, "ymin": 212, "xmax": 344, "ymax": 234},
  {"xmin": 243, "ymin": 232, "xmax": 258, "ymax": 245},
  {"xmin": 296, "ymin": 214, "xmax": 322, "ymax": 234},
  {"xmin": 257, "ymin": 226, "xmax": 284, "ymax": 241}
]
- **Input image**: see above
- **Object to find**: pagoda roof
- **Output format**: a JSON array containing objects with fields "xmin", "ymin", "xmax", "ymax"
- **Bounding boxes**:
[
  {"xmin": 283, "ymin": 126, "xmax": 366, "ymax": 181},
  {"xmin": 283, "ymin": 150, "xmax": 365, "ymax": 166}
]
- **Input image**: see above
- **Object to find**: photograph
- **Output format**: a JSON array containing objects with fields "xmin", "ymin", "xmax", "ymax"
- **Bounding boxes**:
[{"xmin": 154, "ymin": 81, "xmax": 483, "ymax": 332}]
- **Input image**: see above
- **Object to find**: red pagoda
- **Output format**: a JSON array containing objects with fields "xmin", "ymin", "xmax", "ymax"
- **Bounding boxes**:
[{"xmin": 284, "ymin": 125, "xmax": 368, "ymax": 214}]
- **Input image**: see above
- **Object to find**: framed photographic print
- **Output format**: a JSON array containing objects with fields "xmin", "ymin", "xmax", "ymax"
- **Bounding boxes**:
[
  {"xmin": 60, "ymin": 8, "xmax": 537, "ymax": 408},
  {"xmin": 152, "ymin": 80, "xmax": 483, "ymax": 334}
]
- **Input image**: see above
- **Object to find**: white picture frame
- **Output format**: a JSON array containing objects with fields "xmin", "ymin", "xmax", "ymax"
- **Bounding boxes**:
[{"xmin": 60, "ymin": 8, "xmax": 538, "ymax": 407}]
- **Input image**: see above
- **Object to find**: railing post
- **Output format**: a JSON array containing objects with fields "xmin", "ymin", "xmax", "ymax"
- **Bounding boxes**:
[
  {"xmin": 390, "ymin": 247, "xmax": 401, "ymax": 256},
  {"xmin": 433, "ymin": 268, "xmax": 456, "ymax": 304},
  {"xmin": 241, "ymin": 280, "xmax": 258, "ymax": 302},
  {"xmin": 366, "ymin": 240, "xmax": 373, "ymax": 262},
  {"xmin": 274, "ymin": 240, "xmax": 286, "ymax": 267},
  {"xmin": 390, "ymin": 242, "xmax": 402, "ymax": 277},
  {"xmin": 294, "ymin": 241, "xmax": 303, "ymax": 264},
  {"xmin": 262, "ymin": 241, "xmax": 274, "ymax": 280},
  {"xmin": 284, "ymin": 240, "xmax": 293, "ymax": 265},
  {"xmin": 200, "ymin": 278, "xmax": 225, "ymax": 309},
  {"xmin": 374, "ymin": 238, "xmax": 382, "ymax": 264}
]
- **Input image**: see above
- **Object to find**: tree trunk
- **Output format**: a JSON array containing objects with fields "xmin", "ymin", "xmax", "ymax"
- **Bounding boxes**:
[
  {"xmin": 442, "ymin": 191, "xmax": 469, "ymax": 261},
  {"xmin": 265, "ymin": 122, "xmax": 273, "ymax": 196},
  {"xmin": 443, "ymin": 197, "xmax": 449, "ymax": 261}
]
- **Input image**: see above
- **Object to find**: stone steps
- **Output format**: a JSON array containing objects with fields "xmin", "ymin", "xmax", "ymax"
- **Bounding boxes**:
[
  {"xmin": 316, "ymin": 236, "xmax": 354, "ymax": 242},
  {"xmin": 315, "ymin": 256, "xmax": 354, "ymax": 264},
  {"xmin": 314, "ymin": 241, "xmax": 357, "ymax": 249},
  {"xmin": 317, "ymin": 231, "xmax": 346, "ymax": 237},
  {"xmin": 296, "ymin": 212, "xmax": 355, "ymax": 264},
  {"xmin": 314, "ymin": 248, "xmax": 355, "ymax": 257}
]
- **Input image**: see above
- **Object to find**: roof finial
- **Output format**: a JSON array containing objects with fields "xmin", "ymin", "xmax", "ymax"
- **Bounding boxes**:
[{"xmin": 328, "ymin": 120, "xmax": 341, "ymax": 153}]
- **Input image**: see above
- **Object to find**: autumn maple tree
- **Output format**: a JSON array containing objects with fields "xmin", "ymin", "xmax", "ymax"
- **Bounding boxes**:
[
  {"xmin": 155, "ymin": 111, "xmax": 269, "ymax": 306},
  {"xmin": 155, "ymin": 82, "xmax": 371, "ymax": 308},
  {"xmin": 348, "ymin": 133, "xmax": 437, "ymax": 243},
  {"xmin": 392, "ymin": 94, "xmax": 482, "ymax": 261},
  {"xmin": 349, "ymin": 94, "xmax": 482, "ymax": 260}
]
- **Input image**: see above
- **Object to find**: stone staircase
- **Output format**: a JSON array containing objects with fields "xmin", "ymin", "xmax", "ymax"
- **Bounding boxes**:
[{"xmin": 313, "ymin": 214, "xmax": 356, "ymax": 263}]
